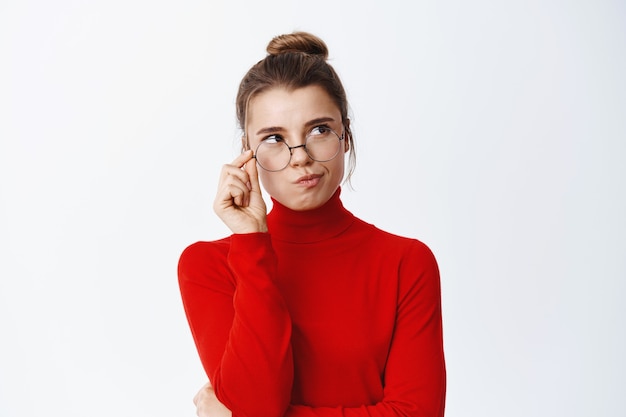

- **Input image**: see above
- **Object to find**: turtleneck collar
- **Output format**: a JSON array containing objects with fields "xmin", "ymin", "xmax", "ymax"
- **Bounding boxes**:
[{"xmin": 267, "ymin": 188, "xmax": 355, "ymax": 244}]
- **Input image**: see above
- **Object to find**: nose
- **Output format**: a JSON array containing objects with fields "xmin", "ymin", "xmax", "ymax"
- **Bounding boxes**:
[{"xmin": 289, "ymin": 143, "xmax": 312, "ymax": 166}]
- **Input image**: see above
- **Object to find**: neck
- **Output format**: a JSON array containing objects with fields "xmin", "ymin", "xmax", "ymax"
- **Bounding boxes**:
[{"xmin": 267, "ymin": 188, "xmax": 354, "ymax": 243}]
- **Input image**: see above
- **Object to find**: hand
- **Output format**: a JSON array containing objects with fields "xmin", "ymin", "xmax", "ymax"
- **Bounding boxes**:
[
  {"xmin": 193, "ymin": 382, "xmax": 232, "ymax": 417},
  {"xmin": 214, "ymin": 150, "xmax": 268, "ymax": 234}
]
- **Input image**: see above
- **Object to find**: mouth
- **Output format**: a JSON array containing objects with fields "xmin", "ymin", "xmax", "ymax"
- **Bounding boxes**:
[{"xmin": 295, "ymin": 173, "xmax": 322, "ymax": 187}]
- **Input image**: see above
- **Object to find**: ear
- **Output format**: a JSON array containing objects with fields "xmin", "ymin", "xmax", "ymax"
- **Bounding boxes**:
[{"xmin": 241, "ymin": 135, "xmax": 249, "ymax": 151}]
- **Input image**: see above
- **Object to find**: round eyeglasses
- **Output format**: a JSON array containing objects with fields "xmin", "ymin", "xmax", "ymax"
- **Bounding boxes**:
[{"xmin": 252, "ymin": 126, "xmax": 344, "ymax": 172}]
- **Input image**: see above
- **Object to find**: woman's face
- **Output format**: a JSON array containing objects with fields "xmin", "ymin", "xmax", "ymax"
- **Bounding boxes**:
[{"xmin": 245, "ymin": 85, "xmax": 347, "ymax": 211}]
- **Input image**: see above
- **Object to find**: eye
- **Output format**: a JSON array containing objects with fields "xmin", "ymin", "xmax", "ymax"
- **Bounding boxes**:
[
  {"xmin": 262, "ymin": 134, "xmax": 285, "ymax": 144},
  {"xmin": 309, "ymin": 125, "xmax": 331, "ymax": 136}
]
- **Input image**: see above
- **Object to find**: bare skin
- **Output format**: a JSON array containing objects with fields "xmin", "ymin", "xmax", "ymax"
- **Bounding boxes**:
[
  {"xmin": 197, "ymin": 86, "xmax": 347, "ymax": 416},
  {"xmin": 193, "ymin": 382, "xmax": 231, "ymax": 417},
  {"xmin": 213, "ymin": 149, "xmax": 267, "ymax": 234}
]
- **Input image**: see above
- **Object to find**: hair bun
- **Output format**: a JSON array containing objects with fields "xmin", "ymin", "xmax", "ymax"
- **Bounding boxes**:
[{"xmin": 266, "ymin": 31, "xmax": 329, "ymax": 59}]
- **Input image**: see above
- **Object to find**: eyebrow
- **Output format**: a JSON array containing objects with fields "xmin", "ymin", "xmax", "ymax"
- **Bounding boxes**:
[{"xmin": 254, "ymin": 117, "xmax": 337, "ymax": 136}]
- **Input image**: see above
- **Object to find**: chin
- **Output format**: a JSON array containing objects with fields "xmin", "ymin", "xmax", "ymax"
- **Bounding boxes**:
[
  {"xmin": 273, "ymin": 186, "xmax": 337, "ymax": 212},
  {"xmin": 281, "ymin": 195, "xmax": 324, "ymax": 211}
]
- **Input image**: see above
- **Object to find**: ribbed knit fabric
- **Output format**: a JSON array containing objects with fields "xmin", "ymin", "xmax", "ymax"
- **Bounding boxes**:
[{"xmin": 178, "ymin": 188, "xmax": 446, "ymax": 417}]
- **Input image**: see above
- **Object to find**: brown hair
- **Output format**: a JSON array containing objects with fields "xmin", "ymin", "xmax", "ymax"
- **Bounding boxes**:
[{"xmin": 236, "ymin": 31, "xmax": 356, "ymax": 182}]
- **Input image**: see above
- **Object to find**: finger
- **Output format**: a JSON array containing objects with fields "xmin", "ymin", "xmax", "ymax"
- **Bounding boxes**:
[
  {"xmin": 193, "ymin": 381, "xmax": 212, "ymax": 406},
  {"xmin": 244, "ymin": 155, "xmax": 261, "ymax": 193},
  {"xmin": 219, "ymin": 163, "xmax": 249, "ymax": 186},
  {"xmin": 230, "ymin": 149, "xmax": 254, "ymax": 169},
  {"xmin": 220, "ymin": 169, "xmax": 249, "ymax": 194},
  {"xmin": 218, "ymin": 183, "xmax": 248, "ymax": 207}
]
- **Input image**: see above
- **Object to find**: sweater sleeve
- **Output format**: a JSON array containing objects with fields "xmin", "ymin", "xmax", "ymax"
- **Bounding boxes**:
[
  {"xmin": 285, "ymin": 240, "xmax": 446, "ymax": 417},
  {"xmin": 178, "ymin": 234, "xmax": 294, "ymax": 417}
]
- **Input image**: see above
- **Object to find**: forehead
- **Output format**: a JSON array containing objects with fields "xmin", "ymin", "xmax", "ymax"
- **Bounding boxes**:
[{"xmin": 247, "ymin": 85, "xmax": 341, "ymax": 130}]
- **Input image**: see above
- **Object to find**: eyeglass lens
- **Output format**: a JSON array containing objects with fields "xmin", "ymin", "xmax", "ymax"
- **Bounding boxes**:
[{"xmin": 254, "ymin": 127, "xmax": 342, "ymax": 172}]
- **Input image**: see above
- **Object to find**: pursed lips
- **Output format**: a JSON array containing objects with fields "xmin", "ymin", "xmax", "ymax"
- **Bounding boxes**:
[{"xmin": 294, "ymin": 173, "xmax": 322, "ymax": 184}]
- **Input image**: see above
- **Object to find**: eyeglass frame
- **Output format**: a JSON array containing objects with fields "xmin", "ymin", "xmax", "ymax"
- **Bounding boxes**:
[{"xmin": 251, "ymin": 127, "xmax": 345, "ymax": 172}]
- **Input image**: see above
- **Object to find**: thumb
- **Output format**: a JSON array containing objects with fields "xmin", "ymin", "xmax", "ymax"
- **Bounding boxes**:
[{"xmin": 245, "ymin": 155, "xmax": 262, "ymax": 193}]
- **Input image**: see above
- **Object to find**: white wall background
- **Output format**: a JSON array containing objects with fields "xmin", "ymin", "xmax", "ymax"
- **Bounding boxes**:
[{"xmin": 1, "ymin": 1, "xmax": 624, "ymax": 416}]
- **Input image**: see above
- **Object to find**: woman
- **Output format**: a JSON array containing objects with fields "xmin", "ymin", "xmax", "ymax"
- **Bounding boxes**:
[{"xmin": 178, "ymin": 32, "xmax": 446, "ymax": 417}]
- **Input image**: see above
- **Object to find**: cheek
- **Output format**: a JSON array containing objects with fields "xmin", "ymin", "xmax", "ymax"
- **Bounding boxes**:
[
  {"xmin": 258, "ymin": 170, "xmax": 282, "ymax": 195},
  {"xmin": 330, "ymin": 156, "xmax": 346, "ymax": 178},
  {"xmin": 258, "ymin": 170, "xmax": 271, "ymax": 188}
]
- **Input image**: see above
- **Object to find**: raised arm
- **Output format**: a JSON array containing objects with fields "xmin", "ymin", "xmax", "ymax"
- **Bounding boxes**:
[
  {"xmin": 178, "ymin": 235, "xmax": 294, "ymax": 417},
  {"xmin": 178, "ymin": 151, "xmax": 294, "ymax": 417}
]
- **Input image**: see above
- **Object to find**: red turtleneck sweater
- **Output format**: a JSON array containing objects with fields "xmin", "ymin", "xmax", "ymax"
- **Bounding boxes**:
[{"xmin": 178, "ymin": 189, "xmax": 446, "ymax": 417}]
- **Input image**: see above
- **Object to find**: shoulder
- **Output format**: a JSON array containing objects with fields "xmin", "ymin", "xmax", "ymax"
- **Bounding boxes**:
[
  {"xmin": 177, "ymin": 237, "xmax": 233, "ymax": 283},
  {"xmin": 350, "ymin": 217, "xmax": 440, "ymax": 285},
  {"xmin": 179, "ymin": 237, "xmax": 231, "ymax": 264},
  {"xmin": 353, "ymin": 217, "xmax": 436, "ymax": 259}
]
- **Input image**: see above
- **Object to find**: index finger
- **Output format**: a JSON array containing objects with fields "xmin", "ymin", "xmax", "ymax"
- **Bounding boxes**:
[{"xmin": 229, "ymin": 149, "xmax": 254, "ymax": 168}]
